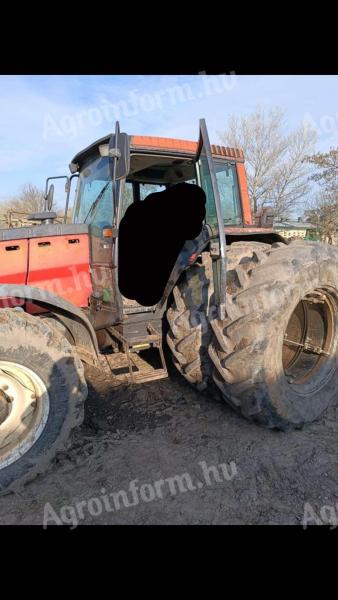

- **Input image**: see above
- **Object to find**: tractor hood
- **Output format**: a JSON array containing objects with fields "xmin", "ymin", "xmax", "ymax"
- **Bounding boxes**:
[
  {"xmin": 0, "ymin": 223, "xmax": 91, "ymax": 308},
  {"xmin": 0, "ymin": 223, "xmax": 88, "ymax": 242}
]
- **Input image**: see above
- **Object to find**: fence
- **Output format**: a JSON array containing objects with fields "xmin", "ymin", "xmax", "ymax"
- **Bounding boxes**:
[{"xmin": 0, "ymin": 210, "xmax": 64, "ymax": 228}]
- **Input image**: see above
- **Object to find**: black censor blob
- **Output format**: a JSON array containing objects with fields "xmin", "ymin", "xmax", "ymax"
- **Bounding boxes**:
[{"xmin": 118, "ymin": 182, "xmax": 206, "ymax": 306}]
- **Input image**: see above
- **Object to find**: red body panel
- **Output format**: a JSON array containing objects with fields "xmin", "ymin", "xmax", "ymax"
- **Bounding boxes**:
[
  {"xmin": 0, "ymin": 239, "xmax": 28, "ymax": 284},
  {"xmin": 0, "ymin": 239, "xmax": 28, "ymax": 308},
  {"xmin": 26, "ymin": 234, "xmax": 92, "ymax": 308}
]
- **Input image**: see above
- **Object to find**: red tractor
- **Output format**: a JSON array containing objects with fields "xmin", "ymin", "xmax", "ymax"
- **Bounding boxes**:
[{"xmin": 0, "ymin": 120, "xmax": 337, "ymax": 493}]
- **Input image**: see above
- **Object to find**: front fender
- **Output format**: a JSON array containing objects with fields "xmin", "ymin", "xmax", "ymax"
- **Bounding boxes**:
[{"xmin": 0, "ymin": 284, "xmax": 99, "ymax": 357}]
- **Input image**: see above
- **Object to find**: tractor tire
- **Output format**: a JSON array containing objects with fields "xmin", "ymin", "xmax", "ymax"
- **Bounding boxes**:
[
  {"xmin": 208, "ymin": 240, "xmax": 338, "ymax": 429},
  {"xmin": 166, "ymin": 258, "xmax": 213, "ymax": 390},
  {"xmin": 0, "ymin": 309, "xmax": 87, "ymax": 494}
]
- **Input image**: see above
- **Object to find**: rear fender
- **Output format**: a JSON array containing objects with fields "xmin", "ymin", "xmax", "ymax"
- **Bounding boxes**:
[{"xmin": 156, "ymin": 228, "xmax": 287, "ymax": 313}]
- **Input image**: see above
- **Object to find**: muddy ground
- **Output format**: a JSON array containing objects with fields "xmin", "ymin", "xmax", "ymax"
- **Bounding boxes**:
[{"xmin": 0, "ymin": 349, "xmax": 337, "ymax": 526}]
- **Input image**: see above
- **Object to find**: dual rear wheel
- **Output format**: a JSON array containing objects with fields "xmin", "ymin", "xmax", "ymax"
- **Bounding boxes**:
[{"xmin": 167, "ymin": 241, "xmax": 338, "ymax": 429}]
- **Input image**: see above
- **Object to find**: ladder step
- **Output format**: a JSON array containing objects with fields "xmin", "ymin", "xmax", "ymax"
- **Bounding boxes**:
[
  {"xmin": 111, "ymin": 368, "xmax": 168, "ymax": 385},
  {"xmin": 108, "ymin": 325, "xmax": 168, "ymax": 385},
  {"xmin": 131, "ymin": 368, "xmax": 168, "ymax": 384}
]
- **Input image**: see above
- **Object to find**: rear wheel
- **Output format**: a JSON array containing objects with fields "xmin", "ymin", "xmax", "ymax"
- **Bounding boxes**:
[
  {"xmin": 0, "ymin": 309, "xmax": 87, "ymax": 493},
  {"xmin": 208, "ymin": 241, "xmax": 338, "ymax": 429}
]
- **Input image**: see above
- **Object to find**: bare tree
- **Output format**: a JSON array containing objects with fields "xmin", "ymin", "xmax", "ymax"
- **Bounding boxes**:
[
  {"xmin": 303, "ymin": 148, "xmax": 338, "ymax": 244},
  {"xmin": 306, "ymin": 148, "xmax": 338, "ymax": 191},
  {"xmin": 219, "ymin": 106, "xmax": 317, "ymax": 219},
  {"xmin": 303, "ymin": 192, "xmax": 338, "ymax": 244},
  {"xmin": 3, "ymin": 183, "xmax": 45, "ymax": 215}
]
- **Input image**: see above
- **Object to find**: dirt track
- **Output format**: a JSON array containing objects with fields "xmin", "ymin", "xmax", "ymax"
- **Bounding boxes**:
[{"xmin": 0, "ymin": 350, "xmax": 337, "ymax": 526}]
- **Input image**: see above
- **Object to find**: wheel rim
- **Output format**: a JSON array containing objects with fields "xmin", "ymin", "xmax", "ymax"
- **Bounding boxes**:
[
  {"xmin": 282, "ymin": 288, "xmax": 336, "ymax": 387},
  {"xmin": 0, "ymin": 362, "xmax": 50, "ymax": 470}
]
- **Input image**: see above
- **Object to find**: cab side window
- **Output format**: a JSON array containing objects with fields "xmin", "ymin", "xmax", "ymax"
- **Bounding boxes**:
[
  {"xmin": 214, "ymin": 161, "xmax": 242, "ymax": 225},
  {"xmin": 120, "ymin": 181, "xmax": 134, "ymax": 218}
]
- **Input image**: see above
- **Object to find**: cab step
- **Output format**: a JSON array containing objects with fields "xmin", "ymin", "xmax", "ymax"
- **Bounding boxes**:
[{"xmin": 108, "ymin": 324, "xmax": 168, "ymax": 384}]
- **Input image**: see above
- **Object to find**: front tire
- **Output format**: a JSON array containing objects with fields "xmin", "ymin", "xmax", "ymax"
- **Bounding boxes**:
[{"xmin": 0, "ymin": 310, "xmax": 87, "ymax": 493}]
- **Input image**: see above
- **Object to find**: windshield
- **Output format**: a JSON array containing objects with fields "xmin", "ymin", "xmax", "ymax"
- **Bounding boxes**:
[{"xmin": 73, "ymin": 155, "xmax": 113, "ymax": 226}]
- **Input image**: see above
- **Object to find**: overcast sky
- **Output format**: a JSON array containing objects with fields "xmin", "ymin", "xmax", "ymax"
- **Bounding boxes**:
[{"xmin": 0, "ymin": 74, "xmax": 338, "ymax": 204}]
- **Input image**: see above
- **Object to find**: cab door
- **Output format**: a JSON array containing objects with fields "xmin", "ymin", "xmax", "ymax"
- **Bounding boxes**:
[
  {"xmin": 196, "ymin": 118, "xmax": 227, "ymax": 319},
  {"xmin": 88, "ymin": 121, "xmax": 131, "ymax": 329}
]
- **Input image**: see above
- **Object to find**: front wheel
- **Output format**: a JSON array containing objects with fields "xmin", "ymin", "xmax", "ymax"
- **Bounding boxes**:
[{"xmin": 0, "ymin": 310, "xmax": 87, "ymax": 493}]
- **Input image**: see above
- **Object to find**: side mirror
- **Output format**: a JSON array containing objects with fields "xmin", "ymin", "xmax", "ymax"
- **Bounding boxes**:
[{"xmin": 45, "ymin": 184, "xmax": 54, "ymax": 211}]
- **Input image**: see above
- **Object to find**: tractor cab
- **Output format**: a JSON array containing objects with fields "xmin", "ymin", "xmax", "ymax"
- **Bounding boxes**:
[
  {"xmin": 50, "ymin": 120, "xmax": 227, "ymax": 383},
  {"xmin": 67, "ymin": 121, "xmax": 228, "ymax": 322}
]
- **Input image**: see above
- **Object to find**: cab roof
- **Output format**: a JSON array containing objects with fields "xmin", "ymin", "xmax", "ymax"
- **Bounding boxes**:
[{"xmin": 69, "ymin": 134, "xmax": 244, "ymax": 173}]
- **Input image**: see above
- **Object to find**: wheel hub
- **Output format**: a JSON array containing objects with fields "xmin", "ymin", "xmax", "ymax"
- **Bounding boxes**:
[
  {"xmin": 282, "ymin": 288, "xmax": 336, "ymax": 387},
  {"xmin": 0, "ymin": 362, "xmax": 50, "ymax": 470}
]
